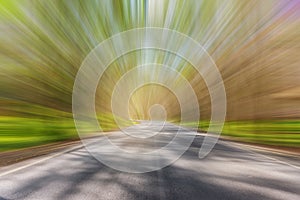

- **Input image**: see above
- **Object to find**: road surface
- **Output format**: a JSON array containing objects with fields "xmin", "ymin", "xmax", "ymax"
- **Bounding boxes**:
[{"xmin": 0, "ymin": 121, "xmax": 300, "ymax": 200}]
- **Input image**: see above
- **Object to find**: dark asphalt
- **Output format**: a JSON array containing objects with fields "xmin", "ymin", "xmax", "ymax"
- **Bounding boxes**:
[{"xmin": 0, "ymin": 122, "xmax": 300, "ymax": 200}]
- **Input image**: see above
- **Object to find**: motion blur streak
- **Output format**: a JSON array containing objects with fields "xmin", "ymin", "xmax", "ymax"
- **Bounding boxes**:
[{"xmin": 0, "ymin": 0, "xmax": 300, "ymax": 151}]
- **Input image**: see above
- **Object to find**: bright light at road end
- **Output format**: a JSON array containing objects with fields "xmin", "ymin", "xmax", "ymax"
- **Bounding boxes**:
[
  {"xmin": 149, "ymin": 104, "xmax": 167, "ymax": 121},
  {"xmin": 72, "ymin": 28, "xmax": 226, "ymax": 173}
]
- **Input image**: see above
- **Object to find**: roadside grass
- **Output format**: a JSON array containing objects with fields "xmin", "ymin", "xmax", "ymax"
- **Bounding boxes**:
[
  {"xmin": 183, "ymin": 120, "xmax": 300, "ymax": 147},
  {"xmin": 0, "ymin": 114, "xmax": 134, "ymax": 152},
  {"xmin": 0, "ymin": 117, "xmax": 77, "ymax": 151},
  {"xmin": 1, "ymin": 115, "xmax": 299, "ymax": 152}
]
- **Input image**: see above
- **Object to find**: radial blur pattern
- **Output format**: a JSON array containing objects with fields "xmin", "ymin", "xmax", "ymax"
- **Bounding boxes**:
[{"xmin": 0, "ymin": 0, "xmax": 300, "ymax": 150}]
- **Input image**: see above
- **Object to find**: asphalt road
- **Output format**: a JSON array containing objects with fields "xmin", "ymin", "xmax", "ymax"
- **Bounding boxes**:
[{"xmin": 0, "ymin": 121, "xmax": 300, "ymax": 200}]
